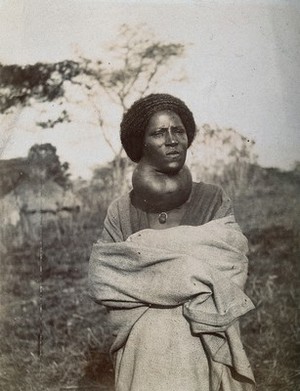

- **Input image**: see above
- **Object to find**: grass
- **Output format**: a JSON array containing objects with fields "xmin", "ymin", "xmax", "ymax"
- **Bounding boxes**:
[
  {"xmin": 1, "ymin": 185, "xmax": 300, "ymax": 390},
  {"xmin": 0, "ymin": 216, "xmax": 114, "ymax": 391},
  {"xmin": 242, "ymin": 226, "xmax": 300, "ymax": 391}
]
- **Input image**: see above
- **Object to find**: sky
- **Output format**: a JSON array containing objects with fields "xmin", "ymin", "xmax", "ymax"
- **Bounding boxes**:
[{"xmin": 0, "ymin": 0, "xmax": 299, "ymax": 178}]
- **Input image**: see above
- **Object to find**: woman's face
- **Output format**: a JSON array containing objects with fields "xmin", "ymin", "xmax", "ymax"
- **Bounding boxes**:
[{"xmin": 141, "ymin": 110, "xmax": 188, "ymax": 174}]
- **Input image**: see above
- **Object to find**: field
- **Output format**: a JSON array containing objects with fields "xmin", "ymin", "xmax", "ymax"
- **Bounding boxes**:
[{"xmin": 1, "ymin": 174, "xmax": 300, "ymax": 391}]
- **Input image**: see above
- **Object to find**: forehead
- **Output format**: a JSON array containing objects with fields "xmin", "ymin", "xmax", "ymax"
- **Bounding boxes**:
[{"xmin": 147, "ymin": 110, "xmax": 184, "ymax": 129}]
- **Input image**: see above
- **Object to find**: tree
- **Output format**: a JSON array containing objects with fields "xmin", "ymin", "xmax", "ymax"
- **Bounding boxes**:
[
  {"xmin": 0, "ymin": 60, "xmax": 83, "ymax": 156},
  {"xmin": 0, "ymin": 60, "xmax": 82, "ymax": 113},
  {"xmin": 1, "ymin": 24, "xmax": 186, "ymax": 196},
  {"xmin": 79, "ymin": 23, "xmax": 186, "ymax": 195},
  {"xmin": 292, "ymin": 161, "xmax": 300, "ymax": 174},
  {"xmin": 27, "ymin": 143, "xmax": 70, "ymax": 188},
  {"xmin": 0, "ymin": 157, "xmax": 28, "ymax": 197},
  {"xmin": 0, "ymin": 143, "xmax": 70, "ymax": 197},
  {"xmin": 98, "ymin": 24, "xmax": 185, "ymax": 110},
  {"xmin": 91, "ymin": 157, "xmax": 134, "ymax": 209},
  {"xmin": 189, "ymin": 124, "xmax": 258, "ymax": 198}
]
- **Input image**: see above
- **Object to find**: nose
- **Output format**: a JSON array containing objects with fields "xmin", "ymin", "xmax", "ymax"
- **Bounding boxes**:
[{"xmin": 165, "ymin": 128, "xmax": 178, "ymax": 146}]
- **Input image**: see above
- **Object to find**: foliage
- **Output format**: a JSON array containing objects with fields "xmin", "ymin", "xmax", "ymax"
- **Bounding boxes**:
[
  {"xmin": 27, "ymin": 143, "xmax": 71, "ymax": 187},
  {"xmin": 91, "ymin": 157, "xmax": 135, "ymax": 205},
  {"xmin": 189, "ymin": 124, "xmax": 258, "ymax": 198},
  {"xmin": 242, "ymin": 225, "xmax": 300, "ymax": 391},
  {"xmin": 36, "ymin": 109, "xmax": 71, "ymax": 129},
  {"xmin": 291, "ymin": 161, "xmax": 300, "ymax": 179},
  {"xmin": 0, "ymin": 143, "xmax": 71, "ymax": 196},
  {"xmin": 0, "ymin": 24, "xmax": 186, "ymax": 196},
  {"xmin": 90, "ymin": 122, "xmax": 259, "ymax": 203},
  {"xmin": 1, "ymin": 168, "xmax": 299, "ymax": 390},
  {"xmin": 0, "ymin": 157, "xmax": 28, "ymax": 197},
  {"xmin": 98, "ymin": 23, "xmax": 185, "ymax": 110},
  {"xmin": 78, "ymin": 23, "xmax": 185, "ymax": 195},
  {"xmin": 0, "ymin": 219, "xmax": 113, "ymax": 391},
  {"xmin": 0, "ymin": 60, "xmax": 82, "ymax": 113}
]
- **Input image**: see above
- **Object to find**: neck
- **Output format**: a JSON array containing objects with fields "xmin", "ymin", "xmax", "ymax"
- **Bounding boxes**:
[{"xmin": 131, "ymin": 163, "xmax": 192, "ymax": 213}]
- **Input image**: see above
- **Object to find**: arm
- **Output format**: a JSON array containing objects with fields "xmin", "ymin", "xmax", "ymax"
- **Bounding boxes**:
[
  {"xmin": 88, "ymin": 199, "xmax": 124, "ymax": 305},
  {"xmin": 89, "ymin": 221, "xmax": 252, "ymax": 310},
  {"xmin": 97, "ymin": 199, "xmax": 125, "ymax": 244},
  {"xmin": 213, "ymin": 187, "xmax": 234, "ymax": 220}
]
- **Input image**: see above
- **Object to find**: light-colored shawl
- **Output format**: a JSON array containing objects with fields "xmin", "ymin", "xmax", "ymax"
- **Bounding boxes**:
[{"xmin": 89, "ymin": 216, "xmax": 255, "ymax": 390}]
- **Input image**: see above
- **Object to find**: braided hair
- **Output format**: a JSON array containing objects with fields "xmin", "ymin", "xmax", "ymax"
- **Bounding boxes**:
[{"xmin": 120, "ymin": 93, "xmax": 196, "ymax": 162}]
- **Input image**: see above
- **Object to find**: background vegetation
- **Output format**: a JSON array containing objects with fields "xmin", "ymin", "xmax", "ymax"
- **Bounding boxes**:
[{"xmin": 0, "ymin": 24, "xmax": 299, "ymax": 391}]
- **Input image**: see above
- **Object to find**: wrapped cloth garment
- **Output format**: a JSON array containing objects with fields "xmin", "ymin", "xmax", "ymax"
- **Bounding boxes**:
[{"xmin": 88, "ymin": 182, "xmax": 255, "ymax": 391}]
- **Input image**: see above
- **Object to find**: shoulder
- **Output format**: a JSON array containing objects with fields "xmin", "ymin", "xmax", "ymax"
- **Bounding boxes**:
[
  {"xmin": 103, "ymin": 191, "xmax": 133, "ymax": 241},
  {"xmin": 106, "ymin": 192, "xmax": 131, "ymax": 219},
  {"xmin": 192, "ymin": 181, "xmax": 223, "ymax": 198},
  {"xmin": 192, "ymin": 181, "xmax": 234, "ymax": 219}
]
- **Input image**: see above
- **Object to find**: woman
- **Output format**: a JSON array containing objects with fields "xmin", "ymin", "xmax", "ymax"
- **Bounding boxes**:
[{"xmin": 88, "ymin": 93, "xmax": 255, "ymax": 391}]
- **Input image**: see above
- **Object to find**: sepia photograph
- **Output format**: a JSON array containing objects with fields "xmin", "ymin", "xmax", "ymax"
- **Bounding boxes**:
[{"xmin": 0, "ymin": 0, "xmax": 299, "ymax": 390}]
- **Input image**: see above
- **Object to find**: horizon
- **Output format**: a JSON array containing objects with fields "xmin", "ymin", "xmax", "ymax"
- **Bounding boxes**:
[{"xmin": 0, "ymin": 0, "xmax": 299, "ymax": 178}]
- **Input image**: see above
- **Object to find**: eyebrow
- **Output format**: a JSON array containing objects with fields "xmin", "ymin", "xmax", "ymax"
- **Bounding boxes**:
[{"xmin": 153, "ymin": 125, "xmax": 185, "ymax": 130}]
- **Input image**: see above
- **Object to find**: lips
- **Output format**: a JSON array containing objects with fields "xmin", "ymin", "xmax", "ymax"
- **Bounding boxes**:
[{"xmin": 165, "ymin": 151, "xmax": 182, "ymax": 161}]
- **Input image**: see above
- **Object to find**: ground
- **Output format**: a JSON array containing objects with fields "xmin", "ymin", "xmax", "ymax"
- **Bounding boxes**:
[{"xmin": 0, "ymin": 184, "xmax": 299, "ymax": 391}]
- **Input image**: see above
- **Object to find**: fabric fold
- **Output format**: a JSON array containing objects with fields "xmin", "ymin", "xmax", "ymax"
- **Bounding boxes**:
[{"xmin": 88, "ymin": 216, "xmax": 255, "ymax": 390}]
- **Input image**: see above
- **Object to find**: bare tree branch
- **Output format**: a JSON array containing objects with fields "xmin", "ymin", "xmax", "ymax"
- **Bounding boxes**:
[{"xmin": 80, "ymin": 24, "xmax": 186, "ymax": 194}]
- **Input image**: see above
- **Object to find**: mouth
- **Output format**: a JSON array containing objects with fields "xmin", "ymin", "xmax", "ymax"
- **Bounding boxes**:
[{"xmin": 165, "ymin": 151, "xmax": 182, "ymax": 162}]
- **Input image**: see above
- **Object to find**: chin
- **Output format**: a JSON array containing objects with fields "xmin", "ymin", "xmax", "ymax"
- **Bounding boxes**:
[{"xmin": 162, "ymin": 163, "xmax": 184, "ymax": 175}]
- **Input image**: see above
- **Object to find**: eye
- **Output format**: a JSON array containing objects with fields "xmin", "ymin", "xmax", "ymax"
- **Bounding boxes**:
[
  {"xmin": 174, "ymin": 127, "xmax": 185, "ymax": 134},
  {"xmin": 152, "ymin": 129, "xmax": 165, "ymax": 137}
]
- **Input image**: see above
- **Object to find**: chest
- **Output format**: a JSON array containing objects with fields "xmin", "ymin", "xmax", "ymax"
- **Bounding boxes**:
[{"xmin": 147, "ymin": 205, "xmax": 188, "ymax": 230}]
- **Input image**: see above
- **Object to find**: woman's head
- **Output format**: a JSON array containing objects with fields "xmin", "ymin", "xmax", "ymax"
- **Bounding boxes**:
[
  {"xmin": 120, "ymin": 93, "xmax": 196, "ymax": 164},
  {"xmin": 141, "ymin": 110, "xmax": 188, "ymax": 174}
]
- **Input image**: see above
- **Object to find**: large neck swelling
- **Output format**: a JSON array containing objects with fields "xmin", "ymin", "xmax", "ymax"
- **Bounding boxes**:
[{"xmin": 131, "ymin": 163, "xmax": 193, "ymax": 213}]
